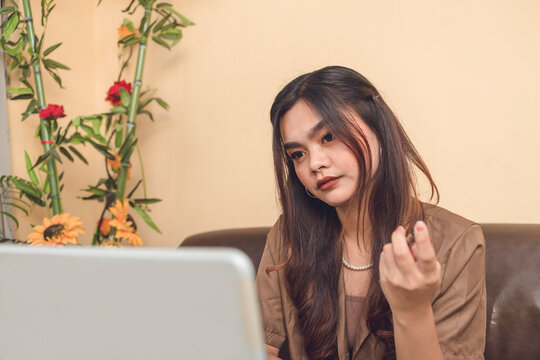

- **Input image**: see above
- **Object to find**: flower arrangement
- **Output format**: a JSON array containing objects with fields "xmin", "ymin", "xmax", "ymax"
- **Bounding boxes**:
[{"xmin": 0, "ymin": 0, "xmax": 193, "ymax": 246}]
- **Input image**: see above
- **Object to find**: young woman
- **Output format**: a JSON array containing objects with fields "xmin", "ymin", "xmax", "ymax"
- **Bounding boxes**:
[{"xmin": 256, "ymin": 66, "xmax": 486, "ymax": 360}]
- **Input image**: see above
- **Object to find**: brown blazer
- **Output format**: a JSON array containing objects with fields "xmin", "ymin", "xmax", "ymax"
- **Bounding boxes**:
[{"xmin": 256, "ymin": 204, "xmax": 486, "ymax": 360}]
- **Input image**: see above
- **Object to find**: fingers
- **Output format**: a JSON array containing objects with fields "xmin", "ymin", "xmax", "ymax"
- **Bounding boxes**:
[
  {"xmin": 413, "ymin": 221, "xmax": 438, "ymax": 273},
  {"xmin": 390, "ymin": 226, "xmax": 416, "ymax": 270},
  {"xmin": 379, "ymin": 226, "xmax": 416, "ymax": 286}
]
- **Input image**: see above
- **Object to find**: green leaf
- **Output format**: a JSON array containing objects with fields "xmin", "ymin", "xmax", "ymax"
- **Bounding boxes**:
[
  {"xmin": 152, "ymin": 35, "xmax": 171, "ymax": 50},
  {"xmin": 119, "ymin": 88, "xmax": 131, "ymax": 107},
  {"xmin": 92, "ymin": 118, "xmax": 102, "ymax": 136},
  {"xmin": 24, "ymin": 151, "xmax": 40, "ymax": 187},
  {"xmin": 0, "ymin": 6, "xmax": 16, "ymax": 15},
  {"xmin": 155, "ymin": 97, "xmax": 169, "ymax": 110},
  {"xmin": 87, "ymin": 139, "xmax": 115, "ymax": 159},
  {"xmin": 133, "ymin": 198, "xmax": 162, "ymax": 204},
  {"xmin": 163, "ymin": 6, "xmax": 195, "ymax": 26},
  {"xmin": 83, "ymin": 187, "xmax": 108, "ymax": 197},
  {"xmin": 138, "ymin": 97, "xmax": 152, "ymax": 111},
  {"xmin": 80, "ymin": 194, "xmax": 102, "ymax": 201},
  {"xmin": 139, "ymin": 110, "xmax": 154, "ymax": 121},
  {"xmin": 153, "ymin": 12, "xmax": 171, "ymax": 33},
  {"xmin": 58, "ymin": 121, "xmax": 73, "ymax": 145},
  {"xmin": 118, "ymin": 137, "xmax": 137, "ymax": 160},
  {"xmin": 121, "ymin": 0, "xmax": 137, "ymax": 14},
  {"xmin": 104, "ymin": 114, "xmax": 113, "ymax": 133},
  {"xmin": 45, "ymin": 68, "xmax": 64, "ymax": 88},
  {"xmin": 43, "ymin": 42, "xmax": 62, "ymax": 57},
  {"xmin": 68, "ymin": 146, "xmax": 88, "ymax": 165},
  {"xmin": 67, "ymin": 132, "xmax": 84, "ymax": 145},
  {"xmin": 127, "ymin": 179, "xmax": 142, "ymax": 198},
  {"xmin": 160, "ymin": 29, "xmax": 183, "ymax": 47},
  {"xmin": 11, "ymin": 177, "xmax": 42, "ymax": 199},
  {"xmin": 7, "ymin": 87, "xmax": 33, "ymax": 96},
  {"xmin": 38, "ymin": 164, "xmax": 51, "ymax": 177},
  {"xmin": 2, "ymin": 201, "xmax": 29, "ymax": 216},
  {"xmin": 156, "ymin": 2, "xmax": 173, "ymax": 8},
  {"xmin": 2, "ymin": 12, "xmax": 19, "ymax": 42},
  {"xmin": 59, "ymin": 146, "xmax": 74, "ymax": 162},
  {"xmin": 120, "ymin": 35, "xmax": 140, "ymax": 47},
  {"xmin": 134, "ymin": 204, "xmax": 162, "ymax": 234},
  {"xmin": 42, "ymin": 58, "xmax": 70, "ymax": 70},
  {"xmin": 72, "ymin": 116, "xmax": 81, "ymax": 128},
  {"xmin": 80, "ymin": 124, "xmax": 107, "ymax": 144},
  {"xmin": 31, "ymin": 152, "xmax": 52, "ymax": 170},
  {"xmin": 22, "ymin": 98, "xmax": 38, "ymax": 121},
  {"xmin": 0, "ymin": 210, "xmax": 19, "ymax": 229},
  {"xmin": 111, "ymin": 106, "xmax": 127, "ymax": 114},
  {"xmin": 115, "ymin": 124, "xmax": 123, "ymax": 148},
  {"xmin": 42, "ymin": 175, "xmax": 50, "ymax": 194},
  {"xmin": 123, "ymin": 18, "xmax": 135, "ymax": 31},
  {"xmin": 49, "ymin": 148, "xmax": 63, "ymax": 163}
]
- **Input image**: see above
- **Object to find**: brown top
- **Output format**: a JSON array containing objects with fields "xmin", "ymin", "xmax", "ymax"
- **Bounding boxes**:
[
  {"xmin": 345, "ymin": 295, "xmax": 365, "ymax": 352},
  {"xmin": 256, "ymin": 204, "xmax": 486, "ymax": 360}
]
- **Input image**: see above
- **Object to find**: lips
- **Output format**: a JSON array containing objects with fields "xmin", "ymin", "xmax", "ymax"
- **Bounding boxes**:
[{"xmin": 317, "ymin": 176, "xmax": 341, "ymax": 191}]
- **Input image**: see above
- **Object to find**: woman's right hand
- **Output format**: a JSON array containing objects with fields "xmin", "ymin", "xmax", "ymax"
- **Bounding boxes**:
[{"xmin": 266, "ymin": 344, "xmax": 283, "ymax": 360}]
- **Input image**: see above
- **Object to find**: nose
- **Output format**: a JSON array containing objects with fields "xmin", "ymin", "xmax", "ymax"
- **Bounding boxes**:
[{"xmin": 309, "ymin": 146, "xmax": 330, "ymax": 173}]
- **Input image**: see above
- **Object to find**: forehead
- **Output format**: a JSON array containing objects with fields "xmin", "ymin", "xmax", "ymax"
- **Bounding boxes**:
[{"xmin": 280, "ymin": 100, "xmax": 322, "ymax": 143}]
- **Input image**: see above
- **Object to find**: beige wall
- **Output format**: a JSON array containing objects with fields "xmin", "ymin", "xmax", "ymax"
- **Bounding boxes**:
[{"xmin": 7, "ymin": 0, "xmax": 540, "ymax": 247}]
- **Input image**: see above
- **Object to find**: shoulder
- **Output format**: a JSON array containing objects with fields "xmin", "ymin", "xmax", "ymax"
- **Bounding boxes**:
[
  {"xmin": 422, "ymin": 202, "xmax": 485, "ymax": 258},
  {"xmin": 264, "ymin": 215, "xmax": 287, "ymax": 264}
]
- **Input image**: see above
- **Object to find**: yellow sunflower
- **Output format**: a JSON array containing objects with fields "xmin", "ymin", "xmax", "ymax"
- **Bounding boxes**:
[
  {"xmin": 27, "ymin": 213, "xmax": 84, "ymax": 246},
  {"xmin": 100, "ymin": 239, "xmax": 123, "ymax": 247},
  {"xmin": 108, "ymin": 199, "xmax": 143, "ymax": 247}
]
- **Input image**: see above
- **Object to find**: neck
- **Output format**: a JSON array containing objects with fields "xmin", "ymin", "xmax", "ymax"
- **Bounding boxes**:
[{"xmin": 336, "ymin": 201, "xmax": 372, "ymax": 254}]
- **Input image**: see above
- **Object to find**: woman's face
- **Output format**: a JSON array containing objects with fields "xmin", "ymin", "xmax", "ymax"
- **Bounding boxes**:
[{"xmin": 280, "ymin": 100, "xmax": 380, "ymax": 210}]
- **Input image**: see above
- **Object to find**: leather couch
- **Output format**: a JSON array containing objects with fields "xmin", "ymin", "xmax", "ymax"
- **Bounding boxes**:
[{"xmin": 181, "ymin": 224, "xmax": 540, "ymax": 360}]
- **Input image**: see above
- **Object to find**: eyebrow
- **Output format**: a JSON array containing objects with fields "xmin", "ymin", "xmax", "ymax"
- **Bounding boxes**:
[{"xmin": 283, "ymin": 120, "xmax": 326, "ymax": 151}]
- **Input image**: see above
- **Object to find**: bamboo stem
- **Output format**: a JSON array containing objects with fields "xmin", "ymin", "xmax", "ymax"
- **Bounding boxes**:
[
  {"xmin": 22, "ymin": 0, "xmax": 63, "ymax": 214},
  {"xmin": 136, "ymin": 142, "xmax": 148, "ymax": 199},
  {"xmin": 116, "ymin": 6, "xmax": 152, "ymax": 200}
]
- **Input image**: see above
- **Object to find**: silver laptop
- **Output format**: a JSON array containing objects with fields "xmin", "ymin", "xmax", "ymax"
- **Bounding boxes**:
[{"xmin": 0, "ymin": 245, "xmax": 266, "ymax": 360}]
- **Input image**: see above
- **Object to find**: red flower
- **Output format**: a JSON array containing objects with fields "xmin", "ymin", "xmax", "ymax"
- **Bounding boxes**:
[
  {"xmin": 39, "ymin": 104, "xmax": 66, "ymax": 120},
  {"xmin": 106, "ymin": 80, "xmax": 132, "ymax": 106}
]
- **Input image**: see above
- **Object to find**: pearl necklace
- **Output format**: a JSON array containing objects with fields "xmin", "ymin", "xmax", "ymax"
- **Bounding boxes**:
[{"xmin": 342, "ymin": 257, "xmax": 373, "ymax": 271}]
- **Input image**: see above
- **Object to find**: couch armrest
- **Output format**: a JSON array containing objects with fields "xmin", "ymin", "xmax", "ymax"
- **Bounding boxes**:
[{"xmin": 180, "ymin": 227, "xmax": 270, "ymax": 273}]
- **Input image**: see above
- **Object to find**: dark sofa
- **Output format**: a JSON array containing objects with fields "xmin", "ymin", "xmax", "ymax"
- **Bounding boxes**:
[{"xmin": 181, "ymin": 224, "xmax": 540, "ymax": 360}]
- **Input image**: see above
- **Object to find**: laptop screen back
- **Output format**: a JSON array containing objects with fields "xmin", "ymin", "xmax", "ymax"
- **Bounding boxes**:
[{"xmin": 0, "ymin": 245, "xmax": 266, "ymax": 360}]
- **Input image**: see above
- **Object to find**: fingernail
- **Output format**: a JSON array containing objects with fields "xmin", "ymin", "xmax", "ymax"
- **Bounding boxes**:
[{"xmin": 415, "ymin": 220, "xmax": 425, "ymax": 232}]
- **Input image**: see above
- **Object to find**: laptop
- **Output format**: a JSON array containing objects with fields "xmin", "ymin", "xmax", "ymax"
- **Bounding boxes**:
[{"xmin": 0, "ymin": 245, "xmax": 266, "ymax": 360}]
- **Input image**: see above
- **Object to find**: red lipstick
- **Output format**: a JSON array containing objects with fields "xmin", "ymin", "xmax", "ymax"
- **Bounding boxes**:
[{"xmin": 317, "ymin": 176, "xmax": 341, "ymax": 191}]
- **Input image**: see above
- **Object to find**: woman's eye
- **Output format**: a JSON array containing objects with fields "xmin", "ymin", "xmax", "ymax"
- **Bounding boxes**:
[
  {"xmin": 290, "ymin": 151, "xmax": 305, "ymax": 160},
  {"xmin": 322, "ymin": 132, "xmax": 333, "ymax": 143}
]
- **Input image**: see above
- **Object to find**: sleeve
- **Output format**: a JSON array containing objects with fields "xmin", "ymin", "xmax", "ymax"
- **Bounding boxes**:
[
  {"xmin": 256, "ymin": 219, "xmax": 287, "ymax": 349},
  {"xmin": 433, "ymin": 224, "xmax": 486, "ymax": 360}
]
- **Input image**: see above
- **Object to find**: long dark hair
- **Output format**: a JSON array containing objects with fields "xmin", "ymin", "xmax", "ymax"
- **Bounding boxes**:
[{"xmin": 269, "ymin": 66, "xmax": 438, "ymax": 359}]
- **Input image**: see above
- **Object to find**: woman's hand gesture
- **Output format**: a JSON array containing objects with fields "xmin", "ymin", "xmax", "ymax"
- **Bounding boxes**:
[{"xmin": 379, "ymin": 221, "xmax": 441, "ymax": 316}]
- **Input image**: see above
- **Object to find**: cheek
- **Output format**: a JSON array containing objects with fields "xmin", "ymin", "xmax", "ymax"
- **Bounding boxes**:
[{"xmin": 293, "ymin": 163, "xmax": 311, "ymax": 187}]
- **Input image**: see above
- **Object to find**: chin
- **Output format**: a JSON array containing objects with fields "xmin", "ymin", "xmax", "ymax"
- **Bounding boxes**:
[{"xmin": 318, "ymin": 195, "xmax": 352, "ymax": 208}]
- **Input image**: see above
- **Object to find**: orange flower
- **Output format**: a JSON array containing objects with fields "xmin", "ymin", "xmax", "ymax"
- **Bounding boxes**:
[
  {"xmin": 28, "ymin": 213, "xmax": 84, "ymax": 246},
  {"xmin": 118, "ymin": 24, "xmax": 137, "ymax": 41},
  {"xmin": 107, "ymin": 153, "xmax": 131, "ymax": 178},
  {"xmin": 99, "ymin": 218, "xmax": 111, "ymax": 236},
  {"xmin": 108, "ymin": 199, "xmax": 143, "ymax": 247}
]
